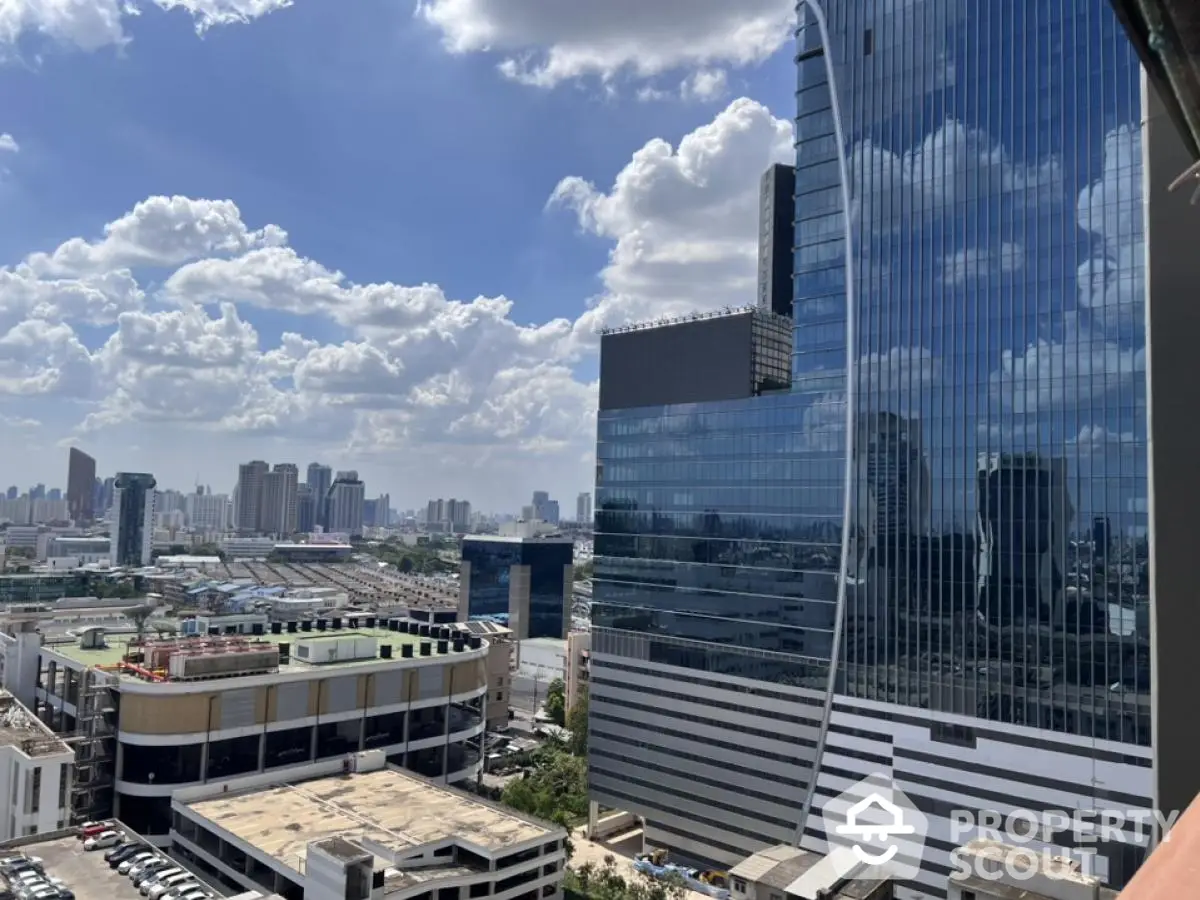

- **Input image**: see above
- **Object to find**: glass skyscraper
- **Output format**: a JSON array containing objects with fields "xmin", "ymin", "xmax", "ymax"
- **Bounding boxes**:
[{"xmin": 590, "ymin": 2, "xmax": 1160, "ymax": 897}]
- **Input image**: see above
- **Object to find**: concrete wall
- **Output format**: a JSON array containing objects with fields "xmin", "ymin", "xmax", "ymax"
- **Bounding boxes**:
[
  {"xmin": 598, "ymin": 315, "xmax": 755, "ymax": 411},
  {"xmin": 1145, "ymin": 78, "xmax": 1200, "ymax": 828},
  {"xmin": 0, "ymin": 748, "xmax": 72, "ymax": 841}
]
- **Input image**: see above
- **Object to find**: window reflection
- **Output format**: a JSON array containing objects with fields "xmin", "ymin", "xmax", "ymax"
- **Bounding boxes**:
[{"xmin": 594, "ymin": 0, "xmax": 1150, "ymax": 756}]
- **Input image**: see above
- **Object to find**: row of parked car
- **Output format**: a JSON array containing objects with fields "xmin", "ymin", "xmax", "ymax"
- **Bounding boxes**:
[
  {"xmin": 100, "ymin": 842, "xmax": 214, "ymax": 900},
  {"xmin": 0, "ymin": 853, "xmax": 74, "ymax": 900}
]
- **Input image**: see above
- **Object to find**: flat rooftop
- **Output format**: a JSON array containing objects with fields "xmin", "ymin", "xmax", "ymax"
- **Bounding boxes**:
[
  {"xmin": 182, "ymin": 768, "xmax": 555, "ymax": 873},
  {"xmin": 0, "ymin": 833, "xmax": 208, "ymax": 900},
  {"xmin": 43, "ymin": 626, "xmax": 462, "ymax": 674},
  {"xmin": 0, "ymin": 690, "xmax": 70, "ymax": 757},
  {"xmin": 463, "ymin": 534, "xmax": 573, "ymax": 544}
]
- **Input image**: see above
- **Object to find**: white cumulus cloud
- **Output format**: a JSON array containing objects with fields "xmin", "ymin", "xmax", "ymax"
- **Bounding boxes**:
[
  {"xmin": 0, "ymin": 98, "xmax": 797, "ymax": 505},
  {"xmin": 0, "ymin": 0, "xmax": 288, "ymax": 56},
  {"xmin": 416, "ymin": 0, "xmax": 793, "ymax": 89},
  {"xmin": 549, "ymin": 97, "xmax": 793, "ymax": 346},
  {"xmin": 1077, "ymin": 125, "xmax": 1144, "ymax": 335}
]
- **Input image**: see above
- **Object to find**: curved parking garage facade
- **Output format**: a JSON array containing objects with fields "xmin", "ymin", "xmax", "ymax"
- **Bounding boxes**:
[{"xmin": 35, "ymin": 621, "xmax": 487, "ymax": 843}]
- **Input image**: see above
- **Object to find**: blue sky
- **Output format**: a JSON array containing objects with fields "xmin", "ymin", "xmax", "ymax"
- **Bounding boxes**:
[{"xmin": 0, "ymin": 0, "xmax": 797, "ymax": 511}]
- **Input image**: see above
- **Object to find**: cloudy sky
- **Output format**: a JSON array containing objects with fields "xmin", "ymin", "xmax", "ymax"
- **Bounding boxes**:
[{"xmin": 0, "ymin": 0, "xmax": 798, "ymax": 512}]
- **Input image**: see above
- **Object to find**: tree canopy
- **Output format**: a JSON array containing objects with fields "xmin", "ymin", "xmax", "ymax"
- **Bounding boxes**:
[
  {"xmin": 566, "ymin": 855, "xmax": 686, "ymax": 900},
  {"xmin": 544, "ymin": 677, "xmax": 567, "ymax": 727},
  {"xmin": 566, "ymin": 686, "xmax": 588, "ymax": 757},
  {"xmin": 500, "ymin": 744, "xmax": 587, "ymax": 823}
]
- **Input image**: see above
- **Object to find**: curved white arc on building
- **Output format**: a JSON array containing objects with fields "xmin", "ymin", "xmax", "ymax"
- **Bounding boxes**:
[{"xmin": 792, "ymin": 0, "xmax": 858, "ymax": 844}]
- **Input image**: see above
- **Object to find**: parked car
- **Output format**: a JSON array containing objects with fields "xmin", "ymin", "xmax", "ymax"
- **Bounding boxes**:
[
  {"xmin": 118, "ymin": 852, "xmax": 156, "ymax": 875},
  {"xmin": 107, "ymin": 843, "xmax": 148, "ymax": 865},
  {"xmin": 138, "ymin": 867, "xmax": 182, "ymax": 893},
  {"xmin": 129, "ymin": 858, "xmax": 169, "ymax": 881},
  {"xmin": 84, "ymin": 830, "xmax": 124, "ymax": 851},
  {"xmin": 77, "ymin": 821, "xmax": 114, "ymax": 839},
  {"xmin": 161, "ymin": 882, "xmax": 203, "ymax": 900},
  {"xmin": 148, "ymin": 874, "xmax": 193, "ymax": 899},
  {"xmin": 0, "ymin": 856, "xmax": 42, "ymax": 873}
]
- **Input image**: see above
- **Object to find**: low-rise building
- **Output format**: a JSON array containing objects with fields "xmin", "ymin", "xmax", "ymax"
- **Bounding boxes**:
[
  {"xmin": 948, "ymin": 840, "xmax": 1119, "ymax": 900},
  {"xmin": 221, "ymin": 537, "xmax": 277, "ymax": 559},
  {"xmin": 170, "ymin": 756, "xmax": 568, "ymax": 900},
  {"xmin": 270, "ymin": 543, "xmax": 353, "ymax": 563},
  {"xmin": 460, "ymin": 620, "xmax": 515, "ymax": 731},
  {"xmin": 45, "ymin": 537, "xmax": 111, "ymax": 565},
  {"xmin": 0, "ymin": 689, "xmax": 73, "ymax": 841},
  {"xmin": 729, "ymin": 845, "xmax": 893, "ymax": 900},
  {"xmin": 31, "ymin": 616, "xmax": 489, "ymax": 844},
  {"xmin": 564, "ymin": 632, "xmax": 589, "ymax": 714}
]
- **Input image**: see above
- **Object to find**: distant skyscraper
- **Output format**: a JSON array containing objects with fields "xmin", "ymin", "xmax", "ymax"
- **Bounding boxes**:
[
  {"xmin": 110, "ymin": 472, "xmax": 156, "ymax": 566},
  {"xmin": 29, "ymin": 484, "xmax": 45, "ymax": 501},
  {"xmin": 306, "ymin": 463, "xmax": 332, "ymax": 527},
  {"xmin": 756, "ymin": 162, "xmax": 796, "ymax": 318},
  {"xmin": 424, "ymin": 498, "xmax": 470, "ymax": 531},
  {"xmin": 67, "ymin": 447, "xmax": 96, "ymax": 524},
  {"xmin": 531, "ymin": 491, "xmax": 559, "ymax": 524},
  {"xmin": 297, "ymin": 484, "xmax": 316, "ymax": 533},
  {"xmin": 99, "ymin": 476, "xmax": 115, "ymax": 516},
  {"xmin": 260, "ymin": 463, "xmax": 299, "ymax": 536},
  {"xmin": 576, "ymin": 492, "xmax": 592, "ymax": 523},
  {"xmin": 186, "ymin": 490, "xmax": 229, "ymax": 530},
  {"xmin": 5, "ymin": 486, "xmax": 16, "ymax": 500},
  {"xmin": 326, "ymin": 471, "xmax": 365, "ymax": 537},
  {"xmin": 235, "ymin": 460, "xmax": 269, "ymax": 533}
]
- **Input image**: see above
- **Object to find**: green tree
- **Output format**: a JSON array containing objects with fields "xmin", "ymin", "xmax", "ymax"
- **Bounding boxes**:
[
  {"xmin": 500, "ymin": 746, "xmax": 587, "ymax": 822},
  {"xmin": 544, "ymin": 677, "xmax": 567, "ymax": 726},
  {"xmin": 124, "ymin": 604, "xmax": 155, "ymax": 642},
  {"xmin": 565, "ymin": 687, "xmax": 588, "ymax": 757},
  {"xmin": 566, "ymin": 856, "xmax": 686, "ymax": 900}
]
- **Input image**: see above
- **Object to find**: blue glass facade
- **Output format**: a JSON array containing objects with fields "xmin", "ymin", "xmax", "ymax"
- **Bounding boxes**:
[
  {"xmin": 591, "ymin": 0, "xmax": 1150, "ymax": 887},
  {"xmin": 462, "ymin": 539, "xmax": 521, "ymax": 620},
  {"xmin": 793, "ymin": 0, "xmax": 1148, "ymax": 743},
  {"xmin": 462, "ymin": 538, "xmax": 573, "ymax": 639}
]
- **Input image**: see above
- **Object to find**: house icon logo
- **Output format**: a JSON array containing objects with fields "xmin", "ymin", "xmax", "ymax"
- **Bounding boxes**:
[
  {"xmin": 835, "ymin": 793, "xmax": 917, "ymax": 864},
  {"xmin": 819, "ymin": 773, "xmax": 928, "ymax": 882}
]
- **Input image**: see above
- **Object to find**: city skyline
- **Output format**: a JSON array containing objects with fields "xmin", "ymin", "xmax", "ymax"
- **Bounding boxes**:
[
  {"xmin": 0, "ymin": 3, "xmax": 802, "ymax": 514},
  {"xmin": 0, "ymin": 446, "xmax": 593, "ymax": 519}
]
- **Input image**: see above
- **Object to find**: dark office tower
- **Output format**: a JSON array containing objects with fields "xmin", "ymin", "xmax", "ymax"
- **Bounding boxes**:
[
  {"xmin": 66, "ymin": 448, "xmax": 96, "ymax": 524},
  {"xmin": 296, "ymin": 484, "xmax": 316, "ymax": 533},
  {"xmin": 5, "ymin": 486, "xmax": 16, "ymax": 500},
  {"xmin": 110, "ymin": 472, "xmax": 156, "ymax": 566},
  {"xmin": 590, "ymin": 1, "xmax": 1180, "ymax": 893},
  {"xmin": 459, "ymin": 536, "xmax": 574, "ymax": 639},
  {"xmin": 757, "ymin": 163, "xmax": 796, "ymax": 318},
  {"xmin": 306, "ymin": 463, "xmax": 332, "ymax": 527}
]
